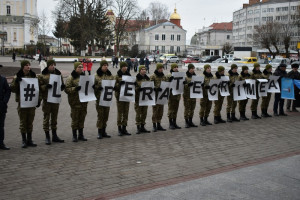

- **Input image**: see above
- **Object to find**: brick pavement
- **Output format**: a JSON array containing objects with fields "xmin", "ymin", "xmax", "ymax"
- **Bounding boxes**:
[{"xmin": 1, "ymin": 56, "xmax": 300, "ymax": 200}]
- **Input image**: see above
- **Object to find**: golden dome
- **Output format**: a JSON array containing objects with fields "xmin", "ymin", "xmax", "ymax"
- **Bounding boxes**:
[{"xmin": 170, "ymin": 8, "xmax": 181, "ymax": 20}]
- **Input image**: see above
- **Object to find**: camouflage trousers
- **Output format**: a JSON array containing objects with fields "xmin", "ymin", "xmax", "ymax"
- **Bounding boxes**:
[
  {"xmin": 239, "ymin": 99, "xmax": 248, "ymax": 112},
  {"xmin": 135, "ymin": 103, "xmax": 148, "ymax": 125},
  {"xmin": 152, "ymin": 105, "xmax": 164, "ymax": 123},
  {"xmin": 251, "ymin": 93, "xmax": 260, "ymax": 111},
  {"xmin": 214, "ymin": 95, "xmax": 224, "ymax": 116},
  {"xmin": 17, "ymin": 105, "xmax": 36, "ymax": 133},
  {"xmin": 117, "ymin": 100, "xmax": 130, "ymax": 126},
  {"xmin": 96, "ymin": 104, "xmax": 110, "ymax": 129},
  {"xmin": 70, "ymin": 106, "xmax": 87, "ymax": 130},
  {"xmin": 167, "ymin": 95, "xmax": 180, "ymax": 119},
  {"xmin": 184, "ymin": 97, "xmax": 196, "ymax": 119},
  {"xmin": 261, "ymin": 93, "xmax": 272, "ymax": 110},
  {"xmin": 199, "ymin": 91, "xmax": 212, "ymax": 117},
  {"xmin": 42, "ymin": 101, "xmax": 59, "ymax": 131},
  {"xmin": 226, "ymin": 91, "xmax": 237, "ymax": 113}
]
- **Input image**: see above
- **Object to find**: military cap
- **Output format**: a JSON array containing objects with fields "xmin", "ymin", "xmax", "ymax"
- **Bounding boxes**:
[
  {"xmin": 47, "ymin": 60, "xmax": 56, "ymax": 68},
  {"xmin": 242, "ymin": 65, "xmax": 249, "ymax": 71},
  {"xmin": 171, "ymin": 63, "xmax": 178, "ymax": 69},
  {"xmin": 203, "ymin": 64, "xmax": 211, "ymax": 71},
  {"xmin": 231, "ymin": 64, "xmax": 238, "ymax": 70},
  {"xmin": 100, "ymin": 60, "xmax": 109, "ymax": 67},
  {"xmin": 253, "ymin": 63, "xmax": 260, "ymax": 68},
  {"xmin": 74, "ymin": 62, "xmax": 82, "ymax": 70},
  {"xmin": 120, "ymin": 61, "xmax": 128, "ymax": 68},
  {"xmin": 156, "ymin": 63, "xmax": 164, "ymax": 70},
  {"xmin": 265, "ymin": 64, "xmax": 272, "ymax": 70},
  {"xmin": 139, "ymin": 65, "xmax": 146, "ymax": 72},
  {"xmin": 218, "ymin": 66, "xmax": 225, "ymax": 72},
  {"xmin": 21, "ymin": 60, "xmax": 30, "ymax": 69}
]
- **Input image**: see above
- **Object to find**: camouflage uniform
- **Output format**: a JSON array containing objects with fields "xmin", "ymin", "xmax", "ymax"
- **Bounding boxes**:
[
  {"xmin": 199, "ymin": 70, "xmax": 214, "ymax": 122},
  {"xmin": 226, "ymin": 68, "xmax": 240, "ymax": 122},
  {"xmin": 250, "ymin": 66, "xmax": 263, "ymax": 119},
  {"xmin": 261, "ymin": 66, "xmax": 273, "ymax": 117},
  {"xmin": 238, "ymin": 68, "xmax": 251, "ymax": 120},
  {"xmin": 213, "ymin": 68, "xmax": 226, "ymax": 124}
]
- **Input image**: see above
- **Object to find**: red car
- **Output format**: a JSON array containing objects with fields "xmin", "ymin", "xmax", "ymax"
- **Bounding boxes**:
[{"xmin": 181, "ymin": 57, "xmax": 200, "ymax": 64}]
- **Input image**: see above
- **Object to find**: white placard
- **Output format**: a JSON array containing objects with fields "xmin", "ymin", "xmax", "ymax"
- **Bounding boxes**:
[
  {"xmin": 99, "ymin": 80, "xmax": 116, "ymax": 107},
  {"xmin": 156, "ymin": 81, "xmax": 170, "ymax": 105},
  {"xmin": 233, "ymin": 80, "xmax": 247, "ymax": 101},
  {"xmin": 139, "ymin": 81, "xmax": 155, "ymax": 106},
  {"xmin": 20, "ymin": 78, "xmax": 39, "ymax": 108},
  {"xmin": 245, "ymin": 79, "xmax": 256, "ymax": 99},
  {"xmin": 119, "ymin": 76, "xmax": 136, "ymax": 102},
  {"xmin": 220, "ymin": 76, "xmax": 230, "ymax": 97},
  {"xmin": 171, "ymin": 72, "xmax": 185, "ymax": 95},
  {"xmin": 268, "ymin": 75, "xmax": 280, "ymax": 93},
  {"xmin": 258, "ymin": 79, "xmax": 268, "ymax": 97},
  {"xmin": 190, "ymin": 76, "xmax": 204, "ymax": 98},
  {"xmin": 47, "ymin": 74, "xmax": 62, "ymax": 103},
  {"xmin": 208, "ymin": 79, "xmax": 221, "ymax": 101},
  {"xmin": 79, "ymin": 75, "xmax": 97, "ymax": 102}
]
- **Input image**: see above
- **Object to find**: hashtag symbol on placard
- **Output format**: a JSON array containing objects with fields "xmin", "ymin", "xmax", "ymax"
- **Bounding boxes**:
[{"xmin": 24, "ymin": 84, "xmax": 36, "ymax": 101}]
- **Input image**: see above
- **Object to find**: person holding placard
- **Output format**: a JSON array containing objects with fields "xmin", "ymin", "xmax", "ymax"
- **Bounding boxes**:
[
  {"xmin": 261, "ymin": 64, "xmax": 273, "ymax": 117},
  {"xmin": 183, "ymin": 64, "xmax": 198, "ymax": 128},
  {"xmin": 286, "ymin": 62, "xmax": 300, "ymax": 112},
  {"xmin": 65, "ymin": 62, "xmax": 88, "ymax": 142},
  {"xmin": 213, "ymin": 66, "xmax": 227, "ymax": 124},
  {"xmin": 273, "ymin": 63, "xmax": 288, "ymax": 116},
  {"xmin": 200, "ymin": 64, "xmax": 214, "ymax": 126},
  {"xmin": 238, "ymin": 66, "xmax": 251, "ymax": 121},
  {"xmin": 250, "ymin": 63, "xmax": 264, "ymax": 119},
  {"xmin": 166, "ymin": 63, "xmax": 182, "ymax": 129},
  {"xmin": 38, "ymin": 60, "xmax": 65, "ymax": 145},
  {"xmin": 150, "ymin": 63, "xmax": 167, "ymax": 132},
  {"xmin": 94, "ymin": 60, "xmax": 114, "ymax": 139},
  {"xmin": 10, "ymin": 60, "xmax": 38, "ymax": 148},
  {"xmin": 115, "ymin": 62, "xmax": 132, "ymax": 136},
  {"xmin": 226, "ymin": 64, "xmax": 240, "ymax": 122},
  {"xmin": 135, "ymin": 66, "xmax": 151, "ymax": 134}
]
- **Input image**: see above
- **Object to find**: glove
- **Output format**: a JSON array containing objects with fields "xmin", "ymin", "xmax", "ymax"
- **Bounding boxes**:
[
  {"xmin": 61, "ymin": 84, "xmax": 65, "ymax": 91},
  {"xmin": 170, "ymin": 88, "xmax": 173, "ymax": 93},
  {"xmin": 169, "ymin": 76, "xmax": 174, "ymax": 81},
  {"xmin": 158, "ymin": 88, "xmax": 163, "ymax": 91},
  {"xmin": 243, "ymin": 83, "xmax": 247, "ymax": 87},
  {"xmin": 201, "ymin": 83, "xmax": 205, "ymax": 87},
  {"xmin": 99, "ymin": 86, "xmax": 103, "ymax": 91},
  {"xmin": 183, "ymin": 81, "xmax": 187, "ymax": 84},
  {"xmin": 139, "ymin": 88, "xmax": 144, "ymax": 92},
  {"xmin": 205, "ymin": 85, "xmax": 210, "ymax": 89},
  {"xmin": 36, "ymin": 101, "xmax": 40, "ymax": 108},
  {"xmin": 218, "ymin": 84, "xmax": 221, "ymax": 88},
  {"xmin": 16, "ymin": 77, "xmax": 22, "ymax": 83},
  {"xmin": 113, "ymin": 86, "xmax": 116, "ymax": 91},
  {"xmin": 120, "ymin": 81, "xmax": 125, "ymax": 85},
  {"xmin": 75, "ymin": 86, "xmax": 81, "ymax": 91},
  {"xmin": 232, "ymin": 83, "xmax": 235, "ymax": 87},
  {"xmin": 47, "ymin": 84, "xmax": 52, "ymax": 89},
  {"xmin": 134, "ymin": 82, "xmax": 138, "ymax": 86},
  {"xmin": 188, "ymin": 82, "xmax": 194, "ymax": 87},
  {"xmin": 92, "ymin": 84, "xmax": 95, "ymax": 89}
]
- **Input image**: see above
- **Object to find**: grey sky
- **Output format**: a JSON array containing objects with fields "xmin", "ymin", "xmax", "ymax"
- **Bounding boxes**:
[{"xmin": 38, "ymin": 0, "xmax": 245, "ymax": 43}]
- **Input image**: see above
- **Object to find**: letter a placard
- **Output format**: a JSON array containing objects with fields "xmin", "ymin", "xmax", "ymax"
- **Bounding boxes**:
[
  {"xmin": 47, "ymin": 74, "xmax": 62, "ymax": 103},
  {"xmin": 79, "ymin": 75, "xmax": 97, "ymax": 102},
  {"xmin": 20, "ymin": 78, "xmax": 39, "ymax": 108}
]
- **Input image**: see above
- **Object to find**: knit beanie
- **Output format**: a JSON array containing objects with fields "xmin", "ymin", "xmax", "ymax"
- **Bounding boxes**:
[
  {"xmin": 74, "ymin": 62, "xmax": 82, "ymax": 70},
  {"xmin": 253, "ymin": 63, "xmax": 260, "ymax": 68},
  {"xmin": 231, "ymin": 64, "xmax": 238, "ymax": 70},
  {"xmin": 139, "ymin": 65, "xmax": 146, "ymax": 72},
  {"xmin": 204, "ymin": 64, "xmax": 211, "ymax": 71},
  {"xmin": 156, "ymin": 63, "xmax": 164, "ymax": 70},
  {"xmin": 171, "ymin": 63, "xmax": 178, "ymax": 69},
  {"xmin": 242, "ymin": 65, "xmax": 249, "ymax": 71},
  {"xmin": 21, "ymin": 60, "xmax": 30, "ymax": 69},
  {"xmin": 218, "ymin": 66, "xmax": 225, "ymax": 72},
  {"xmin": 188, "ymin": 64, "xmax": 195, "ymax": 70},
  {"xmin": 265, "ymin": 64, "xmax": 272, "ymax": 70},
  {"xmin": 100, "ymin": 60, "xmax": 109, "ymax": 67},
  {"xmin": 47, "ymin": 60, "xmax": 56, "ymax": 68},
  {"xmin": 279, "ymin": 63, "xmax": 287, "ymax": 68},
  {"xmin": 119, "ymin": 61, "xmax": 128, "ymax": 68}
]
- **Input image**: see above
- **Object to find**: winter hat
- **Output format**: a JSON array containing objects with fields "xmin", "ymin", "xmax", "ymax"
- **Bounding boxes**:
[
  {"xmin": 74, "ymin": 62, "xmax": 82, "ymax": 70},
  {"xmin": 253, "ymin": 63, "xmax": 260, "ymax": 68},
  {"xmin": 231, "ymin": 64, "xmax": 238, "ymax": 70},
  {"xmin": 188, "ymin": 64, "xmax": 195, "ymax": 70},
  {"xmin": 291, "ymin": 62, "xmax": 299, "ymax": 68},
  {"xmin": 156, "ymin": 63, "xmax": 164, "ymax": 70},
  {"xmin": 47, "ymin": 60, "xmax": 56, "ymax": 68},
  {"xmin": 279, "ymin": 63, "xmax": 287, "ymax": 68},
  {"xmin": 218, "ymin": 66, "xmax": 225, "ymax": 72},
  {"xmin": 242, "ymin": 66, "xmax": 248, "ymax": 71},
  {"xmin": 171, "ymin": 63, "xmax": 178, "ymax": 69},
  {"xmin": 119, "ymin": 61, "xmax": 128, "ymax": 68},
  {"xmin": 139, "ymin": 65, "xmax": 146, "ymax": 72},
  {"xmin": 21, "ymin": 60, "xmax": 30, "ymax": 69},
  {"xmin": 100, "ymin": 60, "xmax": 109, "ymax": 67},
  {"xmin": 204, "ymin": 64, "xmax": 211, "ymax": 71},
  {"xmin": 265, "ymin": 64, "xmax": 272, "ymax": 70}
]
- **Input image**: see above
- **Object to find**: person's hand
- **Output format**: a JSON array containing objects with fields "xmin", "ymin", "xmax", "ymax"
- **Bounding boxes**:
[
  {"xmin": 243, "ymin": 83, "xmax": 247, "ymax": 87},
  {"xmin": 205, "ymin": 85, "xmax": 210, "ymax": 89},
  {"xmin": 120, "ymin": 81, "xmax": 125, "ymax": 85},
  {"xmin": 16, "ymin": 77, "xmax": 22, "ymax": 83},
  {"xmin": 188, "ymin": 82, "xmax": 194, "ymax": 87},
  {"xmin": 232, "ymin": 83, "xmax": 235, "ymax": 87},
  {"xmin": 92, "ymin": 84, "xmax": 95, "ymax": 89},
  {"xmin": 47, "ymin": 84, "xmax": 52, "ymax": 89},
  {"xmin": 75, "ymin": 86, "xmax": 81, "ymax": 91},
  {"xmin": 169, "ymin": 76, "xmax": 174, "ymax": 81},
  {"xmin": 183, "ymin": 81, "xmax": 187, "ymax": 84},
  {"xmin": 139, "ymin": 88, "xmax": 144, "ymax": 92},
  {"xmin": 134, "ymin": 82, "xmax": 138, "ymax": 86},
  {"xmin": 61, "ymin": 84, "xmax": 65, "ymax": 91},
  {"xmin": 201, "ymin": 83, "xmax": 205, "ymax": 87},
  {"xmin": 158, "ymin": 87, "xmax": 163, "ymax": 91},
  {"xmin": 36, "ymin": 101, "xmax": 41, "ymax": 108},
  {"xmin": 99, "ymin": 86, "xmax": 103, "ymax": 91},
  {"xmin": 113, "ymin": 86, "xmax": 116, "ymax": 91}
]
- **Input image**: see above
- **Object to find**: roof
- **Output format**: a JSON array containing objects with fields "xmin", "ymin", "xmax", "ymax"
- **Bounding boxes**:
[
  {"xmin": 170, "ymin": 8, "xmax": 181, "ymax": 20},
  {"xmin": 144, "ymin": 21, "xmax": 186, "ymax": 32},
  {"xmin": 209, "ymin": 22, "xmax": 233, "ymax": 31}
]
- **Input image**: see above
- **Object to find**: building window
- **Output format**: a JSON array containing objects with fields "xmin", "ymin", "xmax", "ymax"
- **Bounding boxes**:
[
  {"xmin": 248, "ymin": 10, "xmax": 253, "ymax": 15},
  {"xmin": 162, "ymin": 46, "xmax": 165, "ymax": 53},
  {"xmin": 267, "ymin": 8, "xmax": 274, "ymax": 12},
  {"xmin": 227, "ymin": 35, "xmax": 230, "ymax": 40},
  {"xmin": 177, "ymin": 46, "xmax": 180, "ymax": 53},
  {"xmin": 276, "ymin": 7, "xmax": 288, "ymax": 12},
  {"xmin": 162, "ymin": 34, "xmax": 166, "ymax": 41},
  {"xmin": 155, "ymin": 34, "xmax": 159, "ymax": 41},
  {"xmin": 170, "ymin": 46, "xmax": 174, "ymax": 53},
  {"xmin": 155, "ymin": 46, "xmax": 159, "ymax": 51},
  {"xmin": 262, "ymin": 8, "xmax": 267, "ymax": 13},
  {"xmin": 7, "ymin": 5, "xmax": 11, "ymax": 15},
  {"xmin": 255, "ymin": 9, "xmax": 260, "ymax": 14},
  {"xmin": 254, "ymin": 17, "xmax": 260, "ymax": 23},
  {"xmin": 177, "ymin": 35, "xmax": 181, "ymax": 41},
  {"xmin": 13, "ymin": 32, "xmax": 16, "ymax": 41},
  {"xmin": 171, "ymin": 34, "xmax": 174, "ymax": 41}
]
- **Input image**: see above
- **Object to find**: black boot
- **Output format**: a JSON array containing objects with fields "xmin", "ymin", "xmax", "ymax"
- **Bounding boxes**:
[
  {"xmin": 240, "ymin": 111, "xmax": 249, "ymax": 121},
  {"xmin": 214, "ymin": 116, "xmax": 220, "ymax": 124},
  {"xmin": 122, "ymin": 125, "xmax": 131, "ymax": 135},
  {"xmin": 78, "ymin": 128, "xmax": 87, "ymax": 141},
  {"xmin": 169, "ymin": 118, "xmax": 176, "ymax": 130},
  {"xmin": 227, "ymin": 113, "xmax": 232, "ymax": 122},
  {"xmin": 219, "ymin": 116, "xmax": 226, "ymax": 123},
  {"xmin": 136, "ymin": 125, "xmax": 141, "ymax": 134},
  {"xmin": 173, "ymin": 118, "xmax": 181, "ymax": 129},
  {"xmin": 118, "ymin": 126, "xmax": 123, "ymax": 136},
  {"xmin": 140, "ymin": 124, "xmax": 150, "ymax": 133},
  {"xmin": 231, "ymin": 113, "xmax": 240, "ymax": 122},
  {"xmin": 45, "ymin": 131, "xmax": 51, "ymax": 145},
  {"xmin": 189, "ymin": 118, "xmax": 198, "ymax": 127},
  {"xmin": 274, "ymin": 111, "xmax": 279, "ymax": 116},
  {"xmin": 279, "ymin": 111, "xmax": 288, "ymax": 116},
  {"xmin": 26, "ymin": 132, "xmax": 37, "ymax": 147},
  {"xmin": 72, "ymin": 130, "xmax": 78, "ymax": 142},
  {"xmin": 200, "ymin": 117, "xmax": 206, "ymax": 126},
  {"xmin": 261, "ymin": 109, "xmax": 267, "ymax": 118},
  {"xmin": 0, "ymin": 142, "xmax": 10, "ymax": 150},
  {"xmin": 264, "ymin": 109, "xmax": 272, "ymax": 117},
  {"xmin": 204, "ymin": 117, "xmax": 212, "ymax": 125},
  {"xmin": 97, "ymin": 129, "xmax": 103, "ymax": 139},
  {"xmin": 251, "ymin": 111, "xmax": 261, "ymax": 119},
  {"xmin": 185, "ymin": 118, "xmax": 190, "ymax": 128},
  {"xmin": 102, "ymin": 128, "xmax": 111, "ymax": 138},
  {"xmin": 52, "ymin": 130, "xmax": 64, "ymax": 143},
  {"xmin": 157, "ymin": 123, "xmax": 166, "ymax": 131},
  {"xmin": 152, "ymin": 123, "xmax": 157, "ymax": 132},
  {"xmin": 21, "ymin": 133, "xmax": 27, "ymax": 148}
]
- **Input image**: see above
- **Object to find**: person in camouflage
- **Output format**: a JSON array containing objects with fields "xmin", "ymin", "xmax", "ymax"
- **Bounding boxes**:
[
  {"xmin": 261, "ymin": 64, "xmax": 273, "ymax": 117},
  {"xmin": 226, "ymin": 64, "xmax": 240, "ymax": 122},
  {"xmin": 213, "ymin": 66, "xmax": 226, "ymax": 124},
  {"xmin": 238, "ymin": 66, "xmax": 251, "ymax": 121},
  {"xmin": 94, "ymin": 60, "xmax": 114, "ymax": 139},
  {"xmin": 65, "ymin": 62, "xmax": 88, "ymax": 142},
  {"xmin": 183, "ymin": 64, "xmax": 198, "ymax": 128},
  {"xmin": 38, "ymin": 60, "xmax": 65, "ymax": 145},
  {"xmin": 150, "ymin": 63, "xmax": 167, "ymax": 132},
  {"xmin": 10, "ymin": 60, "xmax": 38, "ymax": 148},
  {"xmin": 250, "ymin": 63, "xmax": 263, "ymax": 119},
  {"xmin": 135, "ymin": 65, "xmax": 151, "ymax": 134},
  {"xmin": 115, "ymin": 61, "xmax": 132, "ymax": 136},
  {"xmin": 199, "ymin": 64, "xmax": 214, "ymax": 126},
  {"xmin": 166, "ymin": 63, "xmax": 182, "ymax": 129}
]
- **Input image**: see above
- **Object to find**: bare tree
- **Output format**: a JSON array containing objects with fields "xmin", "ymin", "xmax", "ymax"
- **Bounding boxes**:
[
  {"xmin": 222, "ymin": 42, "xmax": 233, "ymax": 54},
  {"xmin": 38, "ymin": 10, "xmax": 52, "ymax": 55},
  {"xmin": 148, "ymin": 1, "xmax": 170, "ymax": 25},
  {"xmin": 281, "ymin": 23, "xmax": 293, "ymax": 58}
]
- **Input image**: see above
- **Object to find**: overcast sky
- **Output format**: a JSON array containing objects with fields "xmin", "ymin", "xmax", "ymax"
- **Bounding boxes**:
[{"xmin": 37, "ymin": 0, "xmax": 246, "ymax": 43}]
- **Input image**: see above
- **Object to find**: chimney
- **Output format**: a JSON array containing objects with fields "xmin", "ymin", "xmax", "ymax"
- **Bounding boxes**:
[
  {"xmin": 243, "ymin": 4, "xmax": 249, "ymax": 8},
  {"xmin": 261, "ymin": 0, "xmax": 269, "ymax": 3}
]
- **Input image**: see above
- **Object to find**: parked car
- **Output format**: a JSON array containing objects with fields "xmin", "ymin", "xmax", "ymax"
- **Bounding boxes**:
[
  {"xmin": 200, "ymin": 55, "xmax": 221, "ymax": 63},
  {"xmin": 182, "ymin": 57, "xmax": 200, "ymax": 64},
  {"xmin": 228, "ymin": 58, "xmax": 241, "ymax": 63},
  {"xmin": 269, "ymin": 58, "xmax": 290, "ymax": 66},
  {"xmin": 166, "ymin": 56, "xmax": 179, "ymax": 63},
  {"xmin": 237, "ymin": 57, "xmax": 258, "ymax": 64},
  {"xmin": 212, "ymin": 58, "xmax": 226, "ymax": 63}
]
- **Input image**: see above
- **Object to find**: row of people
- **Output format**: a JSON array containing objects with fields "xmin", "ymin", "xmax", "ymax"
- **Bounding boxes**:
[{"xmin": 1, "ymin": 60, "xmax": 299, "ymax": 150}]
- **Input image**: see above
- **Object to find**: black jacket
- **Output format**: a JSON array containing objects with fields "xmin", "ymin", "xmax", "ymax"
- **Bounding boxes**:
[{"xmin": 0, "ymin": 75, "xmax": 11, "ymax": 113}]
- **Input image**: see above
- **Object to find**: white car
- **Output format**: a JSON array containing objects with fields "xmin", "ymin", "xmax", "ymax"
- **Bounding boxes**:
[
  {"xmin": 166, "ymin": 56, "xmax": 179, "ymax": 63},
  {"xmin": 269, "ymin": 58, "xmax": 290, "ymax": 66}
]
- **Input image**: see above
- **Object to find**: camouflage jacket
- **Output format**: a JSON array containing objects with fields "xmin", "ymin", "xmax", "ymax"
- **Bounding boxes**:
[
  {"xmin": 150, "ymin": 70, "xmax": 167, "ymax": 97},
  {"xmin": 10, "ymin": 69, "xmax": 36, "ymax": 102},
  {"xmin": 251, "ymin": 69, "xmax": 263, "ymax": 80},
  {"xmin": 114, "ymin": 69, "xmax": 131, "ymax": 100},
  {"xmin": 183, "ymin": 71, "xmax": 196, "ymax": 98},
  {"xmin": 228, "ymin": 70, "xmax": 239, "ymax": 88},
  {"xmin": 135, "ymin": 73, "xmax": 150, "ymax": 103},
  {"xmin": 262, "ymin": 69, "xmax": 273, "ymax": 79},
  {"xmin": 238, "ymin": 71, "xmax": 251, "ymax": 81},
  {"xmin": 94, "ymin": 68, "xmax": 114, "ymax": 101}
]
